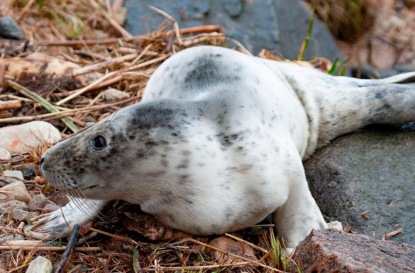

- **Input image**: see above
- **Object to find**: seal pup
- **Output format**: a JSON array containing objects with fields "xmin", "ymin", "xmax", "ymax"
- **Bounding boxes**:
[{"xmin": 25, "ymin": 46, "xmax": 415, "ymax": 251}]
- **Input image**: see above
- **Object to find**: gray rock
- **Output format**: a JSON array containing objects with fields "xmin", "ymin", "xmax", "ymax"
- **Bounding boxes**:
[
  {"xmin": 28, "ymin": 194, "xmax": 48, "ymax": 211},
  {"xmin": 0, "ymin": 200, "xmax": 28, "ymax": 211},
  {"xmin": 124, "ymin": 0, "xmax": 344, "ymax": 60},
  {"xmin": 25, "ymin": 256, "xmax": 52, "ymax": 273},
  {"xmin": 21, "ymin": 165, "xmax": 36, "ymax": 180},
  {"xmin": 102, "ymin": 88, "xmax": 130, "ymax": 101},
  {"xmin": 304, "ymin": 129, "xmax": 415, "ymax": 244},
  {"xmin": 3, "ymin": 170, "xmax": 24, "ymax": 180},
  {"xmin": 11, "ymin": 208, "xmax": 30, "ymax": 222},
  {"xmin": 0, "ymin": 17, "xmax": 24, "ymax": 40},
  {"xmin": 0, "ymin": 175, "xmax": 21, "ymax": 186},
  {"xmin": 289, "ymin": 229, "xmax": 415, "ymax": 273},
  {"xmin": 0, "ymin": 234, "xmax": 24, "ymax": 243},
  {"xmin": 0, "ymin": 200, "xmax": 37, "ymax": 221},
  {"xmin": 402, "ymin": 122, "xmax": 415, "ymax": 131},
  {"xmin": 0, "ymin": 148, "xmax": 11, "ymax": 160}
]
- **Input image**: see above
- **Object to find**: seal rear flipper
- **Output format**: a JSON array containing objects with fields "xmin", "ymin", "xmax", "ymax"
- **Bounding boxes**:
[
  {"xmin": 356, "ymin": 71, "xmax": 415, "ymax": 86},
  {"xmin": 300, "ymin": 71, "xmax": 415, "ymax": 156}
]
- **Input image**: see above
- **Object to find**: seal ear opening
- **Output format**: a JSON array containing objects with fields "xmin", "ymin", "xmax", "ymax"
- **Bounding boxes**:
[{"xmin": 90, "ymin": 135, "xmax": 107, "ymax": 151}]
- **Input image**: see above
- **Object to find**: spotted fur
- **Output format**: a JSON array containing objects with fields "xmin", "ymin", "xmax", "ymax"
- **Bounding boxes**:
[{"xmin": 25, "ymin": 46, "xmax": 415, "ymax": 250}]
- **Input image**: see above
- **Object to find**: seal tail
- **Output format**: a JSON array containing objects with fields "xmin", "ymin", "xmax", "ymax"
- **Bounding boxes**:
[{"xmin": 310, "ymin": 71, "xmax": 415, "ymax": 154}]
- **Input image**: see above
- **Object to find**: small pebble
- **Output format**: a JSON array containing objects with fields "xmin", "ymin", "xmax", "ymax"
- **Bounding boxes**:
[
  {"xmin": 0, "ymin": 181, "xmax": 31, "ymax": 203},
  {"xmin": 0, "ymin": 16, "xmax": 24, "ymax": 40},
  {"xmin": 3, "ymin": 170, "xmax": 24, "ymax": 180},
  {"xmin": 25, "ymin": 256, "xmax": 52, "ymax": 273},
  {"xmin": 10, "ymin": 208, "xmax": 30, "ymax": 222},
  {"xmin": 0, "ymin": 200, "xmax": 28, "ymax": 212},
  {"xmin": 28, "ymin": 194, "xmax": 48, "ymax": 211},
  {"xmin": 0, "ymin": 148, "xmax": 11, "ymax": 160},
  {"xmin": 41, "ymin": 203, "xmax": 60, "ymax": 214},
  {"xmin": 102, "ymin": 88, "xmax": 130, "ymax": 101},
  {"xmin": 0, "ymin": 234, "xmax": 24, "ymax": 244},
  {"xmin": 21, "ymin": 165, "xmax": 36, "ymax": 180}
]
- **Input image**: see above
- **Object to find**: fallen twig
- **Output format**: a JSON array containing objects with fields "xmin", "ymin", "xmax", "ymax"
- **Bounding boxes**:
[
  {"xmin": 0, "ymin": 245, "xmax": 100, "ymax": 252},
  {"xmin": 0, "ymin": 96, "xmax": 139, "ymax": 123},
  {"xmin": 186, "ymin": 238, "xmax": 286, "ymax": 272},
  {"xmin": 0, "ymin": 100, "xmax": 22, "ymax": 111},
  {"xmin": 71, "ymin": 53, "xmax": 137, "ymax": 77},
  {"xmin": 34, "ymin": 25, "xmax": 222, "ymax": 47},
  {"xmin": 56, "ymin": 71, "xmax": 119, "ymax": 105},
  {"xmin": 149, "ymin": 5, "xmax": 183, "ymax": 46},
  {"xmin": 55, "ymin": 224, "xmax": 80, "ymax": 273},
  {"xmin": 383, "ymin": 227, "xmax": 404, "ymax": 239},
  {"xmin": 141, "ymin": 262, "xmax": 255, "ymax": 272},
  {"xmin": 225, "ymin": 233, "xmax": 268, "ymax": 254},
  {"xmin": 89, "ymin": 227, "xmax": 140, "ymax": 247}
]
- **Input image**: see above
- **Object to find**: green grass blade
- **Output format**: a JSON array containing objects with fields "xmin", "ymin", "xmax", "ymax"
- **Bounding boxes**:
[
  {"xmin": 132, "ymin": 248, "xmax": 138, "ymax": 273},
  {"xmin": 6, "ymin": 80, "xmax": 79, "ymax": 133},
  {"xmin": 328, "ymin": 58, "xmax": 339, "ymax": 75},
  {"xmin": 298, "ymin": 9, "xmax": 315, "ymax": 61}
]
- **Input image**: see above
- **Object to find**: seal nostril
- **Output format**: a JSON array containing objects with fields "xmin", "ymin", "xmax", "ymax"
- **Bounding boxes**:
[{"xmin": 40, "ymin": 157, "xmax": 45, "ymax": 166}]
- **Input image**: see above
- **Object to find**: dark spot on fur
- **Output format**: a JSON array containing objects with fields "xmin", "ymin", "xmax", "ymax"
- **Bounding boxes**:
[
  {"xmin": 216, "ymin": 133, "xmax": 233, "ymax": 148},
  {"xmin": 210, "ymin": 224, "xmax": 221, "ymax": 232},
  {"xmin": 178, "ymin": 175, "xmax": 189, "ymax": 185},
  {"xmin": 183, "ymin": 53, "xmax": 240, "ymax": 90},
  {"xmin": 145, "ymin": 141, "xmax": 157, "ymax": 146},
  {"xmin": 161, "ymin": 159, "xmax": 168, "ymax": 168},
  {"xmin": 182, "ymin": 150, "xmax": 191, "ymax": 156},
  {"xmin": 176, "ymin": 159, "xmax": 189, "ymax": 169},
  {"xmin": 160, "ymin": 190, "xmax": 174, "ymax": 204},
  {"xmin": 375, "ymin": 91, "xmax": 384, "ymax": 99},
  {"xmin": 225, "ymin": 207, "xmax": 234, "ymax": 220},
  {"xmin": 168, "ymin": 214, "xmax": 177, "ymax": 224},
  {"xmin": 145, "ymin": 170, "xmax": 166, "ymax": 178}
]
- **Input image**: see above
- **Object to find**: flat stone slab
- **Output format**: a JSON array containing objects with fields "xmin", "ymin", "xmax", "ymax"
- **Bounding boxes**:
[
  {"xmin": 290, "ymin": 229, "xmax": 415, "ymax": 273},
  {"xmin": 305, "ymin": 129, "xmax": 415, "ymax": 244}
]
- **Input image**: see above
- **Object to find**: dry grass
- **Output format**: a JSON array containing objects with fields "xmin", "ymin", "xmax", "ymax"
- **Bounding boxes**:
[{"xmin": 0, "ymin": 1, "xmax": 303, "ymax": 272}]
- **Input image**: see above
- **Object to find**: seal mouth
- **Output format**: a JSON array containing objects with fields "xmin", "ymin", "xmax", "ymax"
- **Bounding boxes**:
[
  {"xmin": 79, "ymin": 185, "xmax": 100, "ymax": 192},
  {"xmin": 81, "ymin": 185, "xmax": 99, "ymax": 191},
  {"xmin": 66, "ymin": 185, "xmax": 99, "ymax": 196}
]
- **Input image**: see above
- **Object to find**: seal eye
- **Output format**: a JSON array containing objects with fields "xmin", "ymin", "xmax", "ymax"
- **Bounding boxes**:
[{"xmin": 91, "ymin": 135, "xmax": 107, "ymax": 151}]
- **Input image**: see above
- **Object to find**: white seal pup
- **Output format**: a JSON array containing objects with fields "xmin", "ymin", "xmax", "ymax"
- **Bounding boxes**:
[{"xmin": 25, "ymin": 46, "xmax": 415, "ymax": 250}]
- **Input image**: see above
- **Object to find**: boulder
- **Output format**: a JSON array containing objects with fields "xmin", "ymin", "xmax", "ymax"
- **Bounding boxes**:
[
  {"xmin": 289, "ymin": 229, "xmax": 415, "ymax": 273},
  {"xmin": 0, "ymin": 121, "xmax": 61, "ymax": 154},
  {"xmin": 305, "ymin": 129, "xmax": 415, "ymax": 244},
  {"xmin": 124, "ymin": 0, "xmax": 344, "ymax": 60}
]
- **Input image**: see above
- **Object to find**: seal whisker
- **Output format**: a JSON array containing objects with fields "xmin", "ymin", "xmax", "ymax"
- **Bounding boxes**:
[
  {"xmin": 75, "ymin": 188, "xmax": 109, "ymax": 221},
  {"xmin": 69, "ymin": 190, "xmax": 96, "ymax": 217}
]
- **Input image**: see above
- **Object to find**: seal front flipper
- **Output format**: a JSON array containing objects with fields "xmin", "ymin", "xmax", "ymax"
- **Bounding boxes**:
[
  {"xmin": 24, "ymin": 198, "xmax": 107, "ymax": 240},
  {"xmin": 272, "ymin": 150, "xmax": 327, "ymax": 252}
]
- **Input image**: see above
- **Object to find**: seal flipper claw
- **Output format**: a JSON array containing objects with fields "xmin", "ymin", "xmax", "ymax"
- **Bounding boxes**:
[{"xmin": 24, "ymin": 198, "xmax": 107, "ymax": 240}]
